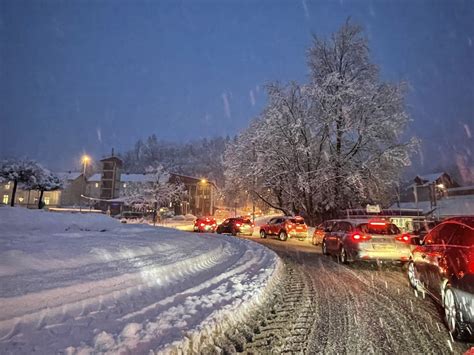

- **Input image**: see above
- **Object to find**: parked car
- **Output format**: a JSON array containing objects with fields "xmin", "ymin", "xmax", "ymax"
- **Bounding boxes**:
[
  {"xmin": 193, "ymin": 217, "xmax": 217, "ymax": 233},
  {"xmin": 321, "ymin": 219, "xmax": 412, "ymax": 263},
  {"xmin": 260, "ymin": 216, "xmax": 308, "ymax": 241},
  {"xmin": 216, "ymin": 217, "xmax": 254, "ymax": 236},
  {"xmin": 407, "ymin": 217, "xmax": 474, "ymax": 340},
  {"xmin": 312, "ymin": 220, "xmax": 337, "ymax": 245}
]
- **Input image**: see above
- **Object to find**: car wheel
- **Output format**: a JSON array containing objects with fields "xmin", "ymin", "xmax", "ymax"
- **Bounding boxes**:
[
  {"xmin": 339, "ymin": 246, "xmax": 348, "ymax": 264},
  {"xmin": 407, "ymin": 261, "xmax": 421, "ymax": 291},
  {"xmin": 216, "ymin": 228, "xmax": 222, "ymax": 234},
  {"xmin": 279, "ymin": 231, "xmax": 288, "ymax": 241},
  {"xmin": 231, "ymin": 228, "xmax": 237, "ymax": 236},
  {"xmin": 260, "ymin": 230, "xmax": 266, "ymax": 239},
  {"xmin": 322, "ymin": 240, "xmax": 328, "ymax": 255},
  {"xmin": 443, "ymin": 286, "xmax": 469, "ymax": 340}
]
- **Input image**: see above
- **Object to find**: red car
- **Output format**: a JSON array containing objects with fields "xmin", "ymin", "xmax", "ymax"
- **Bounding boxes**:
[
  {"xmin": 260, "ymin": 216, "xmax": 308, "ymax": 241},
  {"xmin": 408, "ymin": 216, "xmax": 474, "ymax": 340},
  {"xmin": 193, "ymin": 217, "xmax": 217, "ymax": 233},
  {"xmin": 216, "ymin": 217, "xmax": 254, "ymax": 236}
]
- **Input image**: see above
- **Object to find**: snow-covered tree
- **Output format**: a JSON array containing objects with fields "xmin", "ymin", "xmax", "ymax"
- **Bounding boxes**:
[
  {"xmin": 26, "ymin": 168, "xmax": 63, "ymax": 209},
  {"xmin": 122, "ymin": 165, "xmax": 185, "ymax": 214},
  {"xmin": 224, "ymin": 19, "xmax": 418, "ymax": 223},
  {"xmin": 120, "ymin": 136, "xmax": 229, "ymax": 187},
  {"xmin": 307, "ymin": 19, "xmax": 418, "ymax": 215},
  {"xmin": 0, "ymin": 159, "xmax": 41, "ymax": 207}
]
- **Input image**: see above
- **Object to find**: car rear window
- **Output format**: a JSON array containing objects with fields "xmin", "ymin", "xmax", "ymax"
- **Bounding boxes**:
[
  {"xmin": 289, "ymin": 218, "xmax": 305, "ymax": 224},
  {"xmin": 358, "ymin": 223, "xmax": 400, "ymax": 235},
  {"xmin": 238, "ymin": 218, "xmax": 252, "ymax": 224}
]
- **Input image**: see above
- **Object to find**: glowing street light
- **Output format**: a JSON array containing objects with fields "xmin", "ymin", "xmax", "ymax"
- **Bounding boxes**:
[{"xmin": 81, "ymin": 155, "xmax": 90, "ymax": 175}]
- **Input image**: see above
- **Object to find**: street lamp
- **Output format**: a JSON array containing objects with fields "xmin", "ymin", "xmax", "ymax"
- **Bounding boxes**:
[
  {"xmin": 81, "ymin": 155, "xmax": 91, "ymax": 207},
  {"xmin": 200, "ymin": 178, "xmax": 208, "ymax": 216},
  {"xmin": 81, "ymin": 155, "xmax": 91, "ymax": 175}
]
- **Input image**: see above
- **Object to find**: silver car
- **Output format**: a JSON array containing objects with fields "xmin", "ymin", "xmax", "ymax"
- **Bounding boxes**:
[{"xmin": 322, "ymin": 219, "xmax": 412, "ymax": 263}]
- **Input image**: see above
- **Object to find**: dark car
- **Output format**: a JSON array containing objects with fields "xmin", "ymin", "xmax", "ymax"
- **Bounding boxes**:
[
  {"xmin": 259, "ymin": 216, "xmax": 308, "ymax": 241},
  {"xmin": 407, "ymin": 217, "xmax": 474, "ymax": 340},
  {"xmin": 193, "ymin": 217, "xmax": 217, "ymax": 233},
  {"xmin": 322, "ymin": 219, "xmax": 412, "ymax": 263},
  {"xmin": 216, "ymin": 217, "xmax": 254, "ymax": 236},
  {"xmin": 312, "ymin": 220, "xmax": 337, "ymax": 245}
]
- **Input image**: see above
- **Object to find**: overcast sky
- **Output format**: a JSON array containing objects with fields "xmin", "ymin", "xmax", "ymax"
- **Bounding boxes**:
[{"xmin": 1, "ymin": 0, "xmax": 473, "ymax": 180}]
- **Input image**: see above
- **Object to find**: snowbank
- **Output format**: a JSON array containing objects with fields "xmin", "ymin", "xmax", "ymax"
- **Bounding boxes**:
[{"xmin": 0, "ymin": 206, "xmax": 281, "ymax": 353}]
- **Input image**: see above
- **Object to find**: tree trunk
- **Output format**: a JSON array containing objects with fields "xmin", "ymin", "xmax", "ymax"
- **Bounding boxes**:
[
  {"xmin": 10, "ymin": 180, "xmax": 18, "ymax": 207},
  {"xmin": 38, "ymin": 189, "xmax": 45, "ymax": 209}
]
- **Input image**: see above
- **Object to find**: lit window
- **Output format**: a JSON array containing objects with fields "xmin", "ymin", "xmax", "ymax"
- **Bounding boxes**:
[
  {"xmin": 44, "ymin": 197, "xmax": 50, "ymax": 205},
  {"xmin": 123, "ymin": 183, "xmax": 127, "ymax": 188},
  {"xmin": 5, "ymin": 184, "xmax": 10, "ymax": 190},
  {"xmin": 2, "ymin": 195, "xmax": 8, "ymax": 204},
  {"xmin": 95, "ymin": 183, "xmax": 99, "ymax": 188}
]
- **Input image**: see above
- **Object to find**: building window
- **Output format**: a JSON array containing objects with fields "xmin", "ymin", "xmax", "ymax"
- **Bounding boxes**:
[
  {"xmin": 5, "ymin": 183, "xmax": 10, "ymax": 190},
  {"xmin": 95, "ymin": 183, "xmax": 99, "ymax": 188},
  {"xmin": 44, "ymin": 197, "xmax": 50, "ymax": 205},
  {"xmin": 2, "ymin": 195, "xmax": 8, "ymax": 204}
]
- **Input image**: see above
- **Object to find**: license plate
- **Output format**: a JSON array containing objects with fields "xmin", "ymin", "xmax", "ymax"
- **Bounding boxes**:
[{"xmin": 373, "ymin": 244, "xmax": 394, "ymax": 250}]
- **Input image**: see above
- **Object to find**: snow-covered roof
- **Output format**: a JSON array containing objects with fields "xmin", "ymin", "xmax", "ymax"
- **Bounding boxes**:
[
  {"xmin": 87, "ymin": 173, "xmax": 102, "ymax": 182},
  {"xmin": 56, "ymin": 172, "xmax": 83, "ymax": 181},
  {"xmin": 415, "ymin": 172, "xmax": 445, "ymax": 184},
  {"xmin": 389, "ymin": 195, "xmax": 474, "ymax": 217}
]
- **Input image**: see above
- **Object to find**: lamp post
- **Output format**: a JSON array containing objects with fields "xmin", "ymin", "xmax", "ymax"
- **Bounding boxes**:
[
  {"xmin": 200, "ymin": 178, "xmax": 207, "ymax": 216},
  {"xmin": 81, "ymin": 155, "xmax": 91, "ymax": 207},
  {"xmin": 82, "ymin": 155, "xmax": 90, "ymax": 175}
]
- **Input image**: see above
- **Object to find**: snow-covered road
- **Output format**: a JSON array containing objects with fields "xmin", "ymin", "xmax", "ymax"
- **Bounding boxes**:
[
  {"xmin": 233, "ymin": 236, "xmax": 474, "ymax": 354},
  {"xmin": 0, "ymin": 207, "xmax": 281, "ymax": 354}
]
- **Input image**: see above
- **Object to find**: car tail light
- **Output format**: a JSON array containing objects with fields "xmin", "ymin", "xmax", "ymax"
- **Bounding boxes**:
[
  {"xmin": 200, "ymin": 223, "xmax": 205, "ymax": 227},
  {"xmin": 396, "ymin": 234, "xmax": 411, "ymax": 243},
  {"xmin": 352, "ymin": 233, "xmax": 371, "ymax": 242},
  {"xmin": 236, "ymin": 223, "xmax": 241, "ymax": 227},
  {"xmin": 468, "ymin": 251, "xmax": 474, "ymax": 274}
]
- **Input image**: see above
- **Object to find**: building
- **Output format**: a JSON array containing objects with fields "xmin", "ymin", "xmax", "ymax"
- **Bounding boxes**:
[
  {"xmin": 0, "ymin": 172, "xmax": 84, "ymax": 208},
  {"xmin": 391, "ymin": 172, "xmax": 474, "ymax": 219},
  {"xmin": 168, "ymin": 173, "xmax": 218, "ymax": 216},
  {"xmin": 83, "ymin": 156, "xmax": 218, "ymax": 217}
]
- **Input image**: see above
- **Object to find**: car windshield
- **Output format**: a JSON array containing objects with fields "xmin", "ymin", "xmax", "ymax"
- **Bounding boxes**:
[{"xmin": 358, "ymin": 223, "xmax": 400, "ymax": 235}]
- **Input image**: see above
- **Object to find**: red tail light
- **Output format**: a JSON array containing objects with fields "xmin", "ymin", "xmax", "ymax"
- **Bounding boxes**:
[
  {"xmin": 396, "ymin": 234, "xmax": 411, "ymax": 243},
  {"xmin": 235, "ymin": 223, "xmax": 241, "ymax": 227},
  {"xmin": 352, "ymin": 233, "xmax": 371, "ymax": 242},
  {"xmin": 468, "ymin": 251, "xmax": 474, "ymax": 274}
]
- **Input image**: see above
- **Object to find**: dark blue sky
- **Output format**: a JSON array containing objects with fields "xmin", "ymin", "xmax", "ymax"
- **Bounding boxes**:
[{"xmin": 1, "ymin": 0, "xmax": 473, "ymax": 179}]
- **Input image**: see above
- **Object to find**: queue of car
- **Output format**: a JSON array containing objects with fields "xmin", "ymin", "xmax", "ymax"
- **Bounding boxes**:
[
  {"xmin": 193, "ymin": 216, "xmax": 255, "ymax": 236},
  {"xmin": 313, "ymin": 215, "xmax": 474, "ymax": 341}
]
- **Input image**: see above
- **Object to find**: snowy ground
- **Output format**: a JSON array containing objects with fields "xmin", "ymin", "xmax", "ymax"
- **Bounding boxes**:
[{"xmin": 0, "ymin": 207, "xmax": 281, "ymax": 354}]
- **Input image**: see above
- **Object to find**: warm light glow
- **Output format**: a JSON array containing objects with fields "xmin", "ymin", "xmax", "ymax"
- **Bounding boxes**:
[
  {"xmin": 82, "ymin": 155, "xmax": 91, "ymax": 164},
  {"xmin": 201, "ymin": 178, "xmax": 207, "ymax": 184},
  {"xmin": 436, "ymin": 183, "xmax": 445, "ymax": 189}
]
